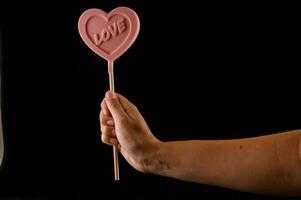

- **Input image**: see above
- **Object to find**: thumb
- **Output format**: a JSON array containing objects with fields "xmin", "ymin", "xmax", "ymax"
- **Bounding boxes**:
[
  {"xmin": 105, "ymin": 91, "xmax": 127, "ymax": 122},
  {"xmin": 116, "ymin": 93, "xmax": 138, "ymax": 118}
]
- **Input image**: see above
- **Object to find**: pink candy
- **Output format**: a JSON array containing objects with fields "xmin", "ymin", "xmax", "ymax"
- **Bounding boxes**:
[{"xmin": 78, "ymin": 7, "xmax": 140, "ymax": 72}]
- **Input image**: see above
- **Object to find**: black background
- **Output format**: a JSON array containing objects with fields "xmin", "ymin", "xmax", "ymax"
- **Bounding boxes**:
[{"xmin": 0, "ymin": 1, "xmax": 301, "ymax": 199}]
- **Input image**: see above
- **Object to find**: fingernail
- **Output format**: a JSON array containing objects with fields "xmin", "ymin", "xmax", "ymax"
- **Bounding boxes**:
[
  {"xmin": 107, "ymin": 120, "xmax": 114, "ymax": 125},
  {"xmin": 106, "ymin": 91, "xmax": 117, "ymax": 100}
]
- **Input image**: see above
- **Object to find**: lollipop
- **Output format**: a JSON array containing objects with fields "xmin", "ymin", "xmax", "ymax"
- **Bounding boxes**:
[{"xmin": 78, "ymin": 7, "xmax": 140, "ymax": 180}]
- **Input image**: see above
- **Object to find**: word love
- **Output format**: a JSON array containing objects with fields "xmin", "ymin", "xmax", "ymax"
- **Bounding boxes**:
[{"xmin": 93, "ymin": 18, "xmax": 126, "ymax": 46}]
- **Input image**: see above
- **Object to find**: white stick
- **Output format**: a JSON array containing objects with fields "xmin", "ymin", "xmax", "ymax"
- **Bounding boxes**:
[{"xmin": 108, "ymin": 60, "xmax": 120, "ymax": 181}]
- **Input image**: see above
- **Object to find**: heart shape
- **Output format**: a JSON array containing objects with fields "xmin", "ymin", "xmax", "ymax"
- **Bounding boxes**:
[{"xmin": 78, "ymin": 7, "xmax": 140, "ymax": 62}]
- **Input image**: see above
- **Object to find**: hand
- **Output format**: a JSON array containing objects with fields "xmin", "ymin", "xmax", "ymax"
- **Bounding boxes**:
[{"xmin": 100, "ymin": 91, "xmax": 161, "ymax": 173}]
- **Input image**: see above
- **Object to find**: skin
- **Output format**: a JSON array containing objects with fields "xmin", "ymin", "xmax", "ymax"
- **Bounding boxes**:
[{"xmin": 100, "ymin": 91, "xmax": 301, "ymax": 196}]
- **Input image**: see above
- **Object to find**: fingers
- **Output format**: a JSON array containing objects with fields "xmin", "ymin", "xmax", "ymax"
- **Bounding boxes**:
[
  {"xmin": 101, "ymin": 91, "xmax": 138, "ymax": 146},
  {"xmin": 100, "ymin": 98, "xmax": 111, "ymax": 117},
  {"xmin": 100, "ymin": 110, "xmax": 114, "ymax": 126},
  {"xmin": 100, "ymin": 107, "xmax": 117, "ymax": 146},
  {"xmin": 101, "ymin": 125, "xmax": 118, "ymax": 146}
]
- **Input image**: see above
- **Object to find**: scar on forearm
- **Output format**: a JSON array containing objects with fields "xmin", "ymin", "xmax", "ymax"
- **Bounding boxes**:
[
  {"xmin": 158, "ymin": 160, "xmax": 170, "ymax": 171},
  {"xmin": 143, "ymin": 158, "xmax": 170, "ymax": 174}
]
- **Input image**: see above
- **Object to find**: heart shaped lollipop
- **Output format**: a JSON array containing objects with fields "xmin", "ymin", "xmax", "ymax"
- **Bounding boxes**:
[
  {"xmin": 78, "ymin": 7, "xmax": 140, "ymax": 181},
  {"xmin": 78, "ymin": 7, "xmax": 140, "ymax": 73}
]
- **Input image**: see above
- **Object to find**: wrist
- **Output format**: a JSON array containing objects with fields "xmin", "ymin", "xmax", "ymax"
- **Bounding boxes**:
[{"xmin": 141, "ymin": 140, "xmax": 170, "ymax": 175}]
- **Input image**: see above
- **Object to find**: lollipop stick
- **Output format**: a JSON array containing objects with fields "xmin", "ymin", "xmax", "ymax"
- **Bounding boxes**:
[{"xmin": 108, "ymin": 60, "xmax": 120, "ymax": 181}]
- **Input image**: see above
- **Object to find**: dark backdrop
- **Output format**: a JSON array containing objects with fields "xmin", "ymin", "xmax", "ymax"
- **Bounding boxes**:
[{"xmin": 0, "ymin": 1, "xmax": 300, "ymax": 199}]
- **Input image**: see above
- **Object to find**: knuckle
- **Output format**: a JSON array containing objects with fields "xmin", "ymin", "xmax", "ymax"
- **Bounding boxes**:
[
  {"xmin": 100, "ymin": 124, "xmax": 105, "ymax": 132},
  {"xmin": 101, "ymin": 132, "xmax": 110, "ymax": 144},
  {"xmin": 101, "ymin": 126, "xmax": 109, "ymax": 133},
  {"xmin": 99, "ymin": 113, "xmax": 108, "ymax": 125},
  {"xmin": 101, "ymin": 132, "xmax": 106, "ymax": 142},
  {"xmin": 101, "ymin": 99, "xmax": 106, "ymax": 108},
  {"xmin": 99, "ymin": 113, "xmax": 103, "ymax": 122}
]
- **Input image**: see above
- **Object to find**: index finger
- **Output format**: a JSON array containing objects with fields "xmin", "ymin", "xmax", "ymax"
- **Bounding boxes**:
[{"xmin": 101, "ymin": 98, "xmax": 111, "ymax": 117}]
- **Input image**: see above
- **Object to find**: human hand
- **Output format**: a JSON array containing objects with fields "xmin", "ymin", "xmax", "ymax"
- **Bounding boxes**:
[{"xmin": 100, "ymin": 91, "xmax": 161, "ymax": 173}]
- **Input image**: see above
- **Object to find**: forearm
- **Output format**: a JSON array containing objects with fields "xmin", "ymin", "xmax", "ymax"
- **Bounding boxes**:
[{"xmin": 144, "ymin": 130, "xmax": 301, "ymax": 196}]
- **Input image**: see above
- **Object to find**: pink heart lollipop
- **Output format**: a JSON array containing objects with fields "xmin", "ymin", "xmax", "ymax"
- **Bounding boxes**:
[
  {"xmin": 78, "ymin": 7, "xmax": 140, "ymax": 181},
  {"xmin": 78, "ymin": 7, "xmax": 140, "ymax": 73}
]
